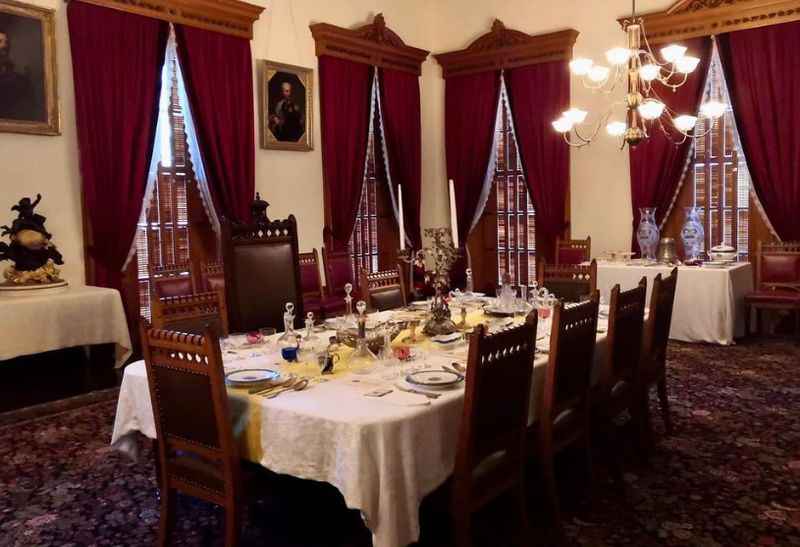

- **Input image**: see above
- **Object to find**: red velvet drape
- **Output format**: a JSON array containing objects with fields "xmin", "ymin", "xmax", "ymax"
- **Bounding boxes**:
[
  {"xmin": 718, "ymin": 21, "xmax": 800, "ymax": 241},
  {"xmin": 319, "ymin": 56, "xmax": 373, "ymax": 251},
  {"xmin": 379, "ymin": 68, "xmax": 422, "ymax": 248},
  {"xmin": 628, "ymin": 37, "xmax": 712, "ymax": 251},
  {"xmin": 175, "ymin": 25, "xmax": 255, "ymax": 223},
  {"xmin": 506, "ymin": 61, "xmax": 571, "ymax": 262},
  {"xmin": 68, "ymin": 2, "xmax": 167, "ymax": 290},
  {"xmin": 445, "ymin": 71, "xmax": 502, "ymax": 245}
]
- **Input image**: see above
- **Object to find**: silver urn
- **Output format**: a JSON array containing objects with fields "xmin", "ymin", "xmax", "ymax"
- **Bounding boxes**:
[{"xmin": 656, "ymin": 237, "xmax": 680, "ymax": 264}]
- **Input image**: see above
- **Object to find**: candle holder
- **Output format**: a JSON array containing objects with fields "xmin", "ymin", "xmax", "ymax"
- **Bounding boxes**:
[
  {"xmin": 397, "ymin": 246, "xmax": 424, "ymax": 302},
  {"xmin": 419, "ymin": 228, "xmax": 460, "ymax": 337}
]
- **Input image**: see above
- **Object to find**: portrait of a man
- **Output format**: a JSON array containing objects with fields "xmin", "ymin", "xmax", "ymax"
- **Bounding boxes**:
[
  {"xmin": 0, "ymin": 1, "xmax": 58, "ymax": 135},
  {"xmin": 260, "ymin": 61, "xmax": 313, "ymax": 151}
]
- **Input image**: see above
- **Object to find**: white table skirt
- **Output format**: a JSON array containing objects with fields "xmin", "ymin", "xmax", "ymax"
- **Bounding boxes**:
[
  {"xmin": 596, "ymin": 262, "xmax": 753, "ymax": 345},
  {"xmin": 0, "ymin": 284, "xmax": 132, "ymax": 366},
  {"xmin": 112, "ymin": 320, "xmax": 612, "ymax": 547}
]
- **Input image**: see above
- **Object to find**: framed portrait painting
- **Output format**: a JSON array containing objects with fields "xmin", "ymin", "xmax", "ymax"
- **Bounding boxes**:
[
  {"xmin": 0, "ymin": 0, "xmax": 59, "ymax": 136},
  {"xmin": 259, "ymin": 60, "xmax": 312, "ymax": 151}
]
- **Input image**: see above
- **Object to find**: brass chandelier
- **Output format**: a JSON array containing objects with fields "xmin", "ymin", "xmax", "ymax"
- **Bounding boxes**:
[{"xmin": 552, "ymin": 0, "xmax": 726, "ymax": 148}]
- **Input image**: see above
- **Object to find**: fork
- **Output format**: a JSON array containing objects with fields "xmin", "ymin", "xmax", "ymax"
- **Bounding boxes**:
[{"xmin": 396, "ymin": 385, "xmax": 441, "ymax": 399}]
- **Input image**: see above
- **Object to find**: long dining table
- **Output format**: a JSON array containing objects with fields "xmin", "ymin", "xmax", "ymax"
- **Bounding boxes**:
[{"xmin": 112, "ymin": 302, "xmax": 618, "ymax": 547}]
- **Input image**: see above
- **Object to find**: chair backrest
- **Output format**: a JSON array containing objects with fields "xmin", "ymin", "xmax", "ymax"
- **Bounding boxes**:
[
  {"xmin": 199, "ymin": 260, "xmax": 226, "ymax": 294},
  {"xmin": 537, "ymin": 259, "xmax": 597, "ymax": 302},
  {"xmin": 299, "ymin": 249, "xmax": 323, "ymax": 299},
  {"xmin": 140, "ymin": 325, "xmax": 240, "ymax": 502},
  {"xmin": 756, "ymin": 240, "xmax": 800, "ymax": 291},
  {"xmin": 555, "ymin": 236, "xmax": 591, "ymax": 265},
  {"xmin": 455, "ymin": 315, "xmax": 538, "ymax": 487},
  {"xmin": 151, "ymin": 262, "xmax": 195, "ymax": 299},
  {"xmin": 359, "ymin": 268, "xmax": 406, "ymax": 311},
  {"xmin": 540, "ymin": 292, "xmax": 600, "ymax": 427},
  {"xmin": 150, "ymin": 291, "xmax": 229, "ymax": 337},
  {"xmin": 604, "ymin": 278, "xmax": 647, "ymax": 391},
  {"xmin": 322, "ymin": 247, "xmax": 355, "ymax": 298},
  {"xmin": 221, "ymin": 216, "xmax": 303, "ymax": 333},
  {"xmin": 643, "ymin": 268, "xmax": 678, "ymax": 374}
]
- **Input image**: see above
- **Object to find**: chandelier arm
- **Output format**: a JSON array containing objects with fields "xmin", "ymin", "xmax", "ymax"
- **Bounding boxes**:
[
  {"xmin": 562, "ymin": 132, "xmax": 592, "ymax": 148},
  {"xmin": 655, "ymin": 116, "xmax": 689, "ymax": 145}
]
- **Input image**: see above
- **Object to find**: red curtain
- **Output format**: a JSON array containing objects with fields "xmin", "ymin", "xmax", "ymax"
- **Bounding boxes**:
[
  {"xmin": 445, "ymin": 71, "xmax": 502, "ymax": 245},
  {"xmin": 506, "ymin": 61, "xmax": 571, "ymax": 261},
  {"xmin": 319, "ymin": 56, "xmax": 373, "ymax": 251},
  {"xmin": 718, "ymin": 21, "xmax": 800, "ymax": 241},
  {"xmin": 175, "ymin": 25, "xmax": 255, "ymax": 223},
  {"xmin": 628, "ymin": 37, "xmax": 712, "ymax": 250},
  {"xmin": 379, "ymin": 68, "xmax": 422, "ymax": 248},
  {"xmin": 68, "ymin": 2, "xmax": 167, "ymax": 290}
]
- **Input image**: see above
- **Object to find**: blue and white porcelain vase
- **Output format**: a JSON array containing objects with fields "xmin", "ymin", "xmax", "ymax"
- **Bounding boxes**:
[
  {"xmin": 680, "ymin": 206, "xmax": 705, "ymax": 260},
  {"xmin": 636, "ymin": 207, "xmax": 660, "ymax": 261}
]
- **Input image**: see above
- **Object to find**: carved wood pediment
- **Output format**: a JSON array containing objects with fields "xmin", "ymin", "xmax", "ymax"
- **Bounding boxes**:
[
  {"xmin": 434, "ymin": 20, "xmax": 578, "ymax": 78},
  {"xmin": 66, "ymin": 0, "xmax": 264, "ymax": 39},
  {"xmin": 620, "ymin": 0, "xmax": 800, "ymax": 44},
  {"xmin": 310, "ymin": 14, "xmax": 429, "ymax": 75}
]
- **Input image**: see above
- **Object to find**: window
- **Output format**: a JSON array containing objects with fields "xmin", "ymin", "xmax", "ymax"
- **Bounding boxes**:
[
  {"xmin": 494, "ymin": 100, "xmax": 536, "ymax": 285},
  {"xmin": 690, "ymin": 53, "xmax": 752, "ymax": 260},
  {"xmin": 350, "ymin": 126, "xmax": 380, "ymax": 274}
]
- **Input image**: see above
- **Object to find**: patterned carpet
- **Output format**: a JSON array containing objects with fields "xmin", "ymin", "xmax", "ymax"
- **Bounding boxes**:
[{"xmin": 0, "ymin": 340, "xmax": 798, "ymax": 546}]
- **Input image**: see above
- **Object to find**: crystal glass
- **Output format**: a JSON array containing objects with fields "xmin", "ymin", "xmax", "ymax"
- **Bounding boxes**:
[
  {"xmin": 304, "ymin": 312, "xmax": 317, "ymax": 340},
  {"xmin": 681, "ymin": 206, "xmax": 705, "ymax": 261},
  {"xmin": 278, "ymin": 302, "xmax": 296, "ymax": 341},
  {"xmin": 636, "ymin": 207, "xmax": 660, "ymax": 261}
]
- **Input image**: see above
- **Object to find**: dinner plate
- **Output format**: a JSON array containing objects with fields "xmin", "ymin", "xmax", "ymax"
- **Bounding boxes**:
[
  {"xmin": 431, "ymin": 332, "xmax": 462, "ymax": 345},
  {"xmin": 225, "ymin": 368, "xmax": 281, "ymax": 387},
  {"xmin": 406, "ymin": 369, "xmax": 464, "ymax": 389}
]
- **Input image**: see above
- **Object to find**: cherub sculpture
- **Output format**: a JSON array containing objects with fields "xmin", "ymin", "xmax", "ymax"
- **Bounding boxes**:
[{"xmin": 0, "ymin": 194, "xmax": 64, "ymax": 285}]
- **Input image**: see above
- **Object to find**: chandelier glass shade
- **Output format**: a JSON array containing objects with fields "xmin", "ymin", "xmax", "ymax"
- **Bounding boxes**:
[{"xmin": 552, "ymin": 0, "xmax": 726, "ymax": 148}]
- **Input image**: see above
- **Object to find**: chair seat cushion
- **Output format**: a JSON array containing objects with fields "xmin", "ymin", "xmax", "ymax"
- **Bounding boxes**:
[{"xmin": 744, "ymin": 290, "xmax": 800, "ymax": 305}]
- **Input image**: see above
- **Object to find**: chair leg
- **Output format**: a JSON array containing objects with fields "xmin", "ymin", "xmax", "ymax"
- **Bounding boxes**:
[
  {"xmin": 512, "ymin": 483, "xmax": 531, "ymax": 547},
  {"xmin": 223, "ymin": 503, "xmax": 242, "ymax": 547},
  {"xmin": 157, "ymin": 487, "xmax": 177, "ymax": 547},
  {"xmin": 636, "ymin": 390, "xmax": 653, "ymax": 463},
  {"xmin": 451, "ymin": 512, "xmax": 472, "ymax": 547},
  {"xmin": 744, "ymin": 304, "xmax": 751, "ymax": 338},
  {"xmin": 657, "ymin": 378, "xmax": 672, "ymax": 435},
  {"xmin": 540, "ymin": 454, "xmax": 563, "ymax": 541}
]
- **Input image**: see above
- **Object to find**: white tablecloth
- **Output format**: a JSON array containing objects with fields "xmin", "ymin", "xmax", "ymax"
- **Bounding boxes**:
[
  {"xmin": 111, "ymin": 316, "xmax": 613, "ymax": 547},
  {"xmin": 596, "ymin": 262, "xmax": 753, "ymax": 345},
  {"xmin": 0, "ymin": 285, "xmax": 132, "ymax": 367}
]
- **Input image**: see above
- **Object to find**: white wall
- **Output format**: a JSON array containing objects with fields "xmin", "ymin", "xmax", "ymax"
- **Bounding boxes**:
[{"xmin": 0, "ymin": 0, "xmax": 677, "ymax": 285}]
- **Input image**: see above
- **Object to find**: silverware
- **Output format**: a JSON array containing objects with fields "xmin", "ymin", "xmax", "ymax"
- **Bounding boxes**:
[
  {"xmin": 442, "ymin": 365, "xmax": 461, "ymax": 375},
  {"xmin": 450, "ymin": 362, "xmax": 466, "ymax": 374},
  {"xmin": 251, "ymin": 375, "xmax": 295, "ymax": 395},
  {"xmin": 266, "ymin": 378, "xmax": 310, "ymax": 399},
  {"xmin": 396, "ymin": 384, "xmax": 440, "ymax": 399}
]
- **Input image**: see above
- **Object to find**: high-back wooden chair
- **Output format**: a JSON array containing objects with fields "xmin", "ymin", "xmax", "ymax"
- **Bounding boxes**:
[
  {"xmin": 199, "ymin": 260, "xmax": 225, "ymax": 294},
  {"xmin": 640, "ymin": 268, "xmax": 678, "ymax": 442},
  {"xmin": 744, "ymin": 240, "xmax": 800, "ymax": 336},
  {"xmin": 359, "ymin": 268, "xmax": 407, "ymax": 311},
  {"xmin": 299, "ymin": 249, "xmax": 324, "ymax": 318},
  {"xmin": 531, "ymin": 291, "xmax": 600, "ymax": 535},
  {"xmin": 140, "ymin": 325, "xmax": 243, "ymax": 547},
  {"xmin": 150, "ymin": 291, "xmax": 229, "ymax": 337},
  {"xmin": 221, "ymin": 216, "xmax": 303, "ymax": 333},
  {"xmin": 452, "ymin": 314, "xmax": 538, "ymax": 547},
  {"xmin": 150, "ymin": 262, "xmax": 195, "ymax": 299},
  {"xmin": 555, "ymin": 236, "xmax": 591, "ymax": 265},
  {"xmin": 321, "ymin": 247, "xmax": 354, "ymax": 317},
  {"xmin": 537, "ymin": 259, "xmax": 597, "ymax": 302}
]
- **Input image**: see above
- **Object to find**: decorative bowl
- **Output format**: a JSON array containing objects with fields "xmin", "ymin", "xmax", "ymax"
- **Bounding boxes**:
[
  {"xmin": 709, "ymin": 245, "xmax": 737, "ymax": 263},
  {"xmin": 337, "ymin": 323, "xmax": 403, "ymax": 354}
]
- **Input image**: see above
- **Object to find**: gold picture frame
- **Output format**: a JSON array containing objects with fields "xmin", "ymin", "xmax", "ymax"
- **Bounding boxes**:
[
  {"xmin": 259, "ymin": 60, "xmax": 313, "ymax": 151},
  {"xmin": 0, "ymin": 0, "xmax": 59, "ymax": 136}
]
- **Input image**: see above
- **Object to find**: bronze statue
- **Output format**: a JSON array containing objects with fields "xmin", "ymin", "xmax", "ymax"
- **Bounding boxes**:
[{"xmin": 0, "ymin": 194, "xmax": 64, "ymax": 285}]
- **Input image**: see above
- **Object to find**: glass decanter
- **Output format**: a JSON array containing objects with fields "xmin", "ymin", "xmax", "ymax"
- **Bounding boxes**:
[{"xmin": 277, "ymin": 302, "xmax": 296, "ymax": 342}]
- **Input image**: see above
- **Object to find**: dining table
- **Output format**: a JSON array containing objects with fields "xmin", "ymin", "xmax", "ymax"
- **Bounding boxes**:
[{"xmin": 111, "ymin": 299, "xmax": 617, "ymax": 547}]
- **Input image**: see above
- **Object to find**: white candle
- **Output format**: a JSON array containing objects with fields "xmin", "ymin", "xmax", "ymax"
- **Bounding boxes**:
[
  {"xmin": 397, "ymin": 184, "xmax": 406, "ymax": 251},
  {"xmin": 448, "ymin": 178, "xmax": 460, "ymax": 248}
]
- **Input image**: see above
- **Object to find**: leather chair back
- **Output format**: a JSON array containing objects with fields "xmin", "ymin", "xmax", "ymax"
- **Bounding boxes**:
[
  {"xmin": 359, "ymin": 268, "xmax": 406, "ymax": 311},
  {"xmin": 537, "ymin": 259, "xmax": 597, "ymax": 303},
  {"xmin": 322, "ymin": 247, "xmax": 355, "ymax": 298},
  {"xmin": 150, "ymin": 291, "xmax": 229, "ymax": 337},
  {"xmin": 643, "ymin": 268, "xmax": 678, "ymax": 378},
  {"xmin": 222, "ymin": 216, "xmax": 303, "ymax": 333},
  {"xmin": 757, "ymin": 240, "xmax": 800, "ymax": 289},
  {"xmin": 604, "ymin": 279, "xmax": 647, "ymax": 396},
  {"xmin": 151, "ymin": 262, "xmax": 195, "ymax": 299},
  {"xmin": 555, "ymin": 236, "xmax": 591, "ymax": 265},
  {"xmin": 200, "ymin": 261, "xmax": 225, "ymax": 294}
]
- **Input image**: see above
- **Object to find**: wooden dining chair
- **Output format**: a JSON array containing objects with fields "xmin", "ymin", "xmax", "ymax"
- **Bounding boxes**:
[
  {"xmin": 537, "ymin": 259, "xmax": 597, "ymax": 302},
  {"xmin": 640, "ymin": 268, "xmax": 679, "ymax": 447},
  {"xmin": 150, "ymin": 262, "xmax": 196, "ymax": 299},
  {"xmin": 529, "ymin": 291, "xmax": 600, "ymax": 537},
  {"xmin": 221, "ymin": 216, "xmax": 303, "ymax": 332},
  {"xmin": 359, "ymin": 268, "xmax": 407, "ymax": 311},
  {"xmin": 140, "ymin": 325, "xmax": 244, "ymax": 547},
  {"xmin": 452, "ymin": 314, "xmax": 538, "ymax": 547},
  {"xmin": 321, "ymin": 247, "xmax": 355, "ymax": 317},
  {"xmin": 555, "ymin": 236, "xmax": 591, "ymax": 265},
  {"xmin": 299, "ymin": 249, "xmax": 324, "ymax": 318},
  {"xmin": 150, "ymin": 291, "xmax": 229, "ymax": 337},
  {"xmin": 199, "ymin": 260, "xmax": 225, "ymax": 295},
  {"xmin": 744, "ymin": 240, "xmax": 800, "ymax": 336}
]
